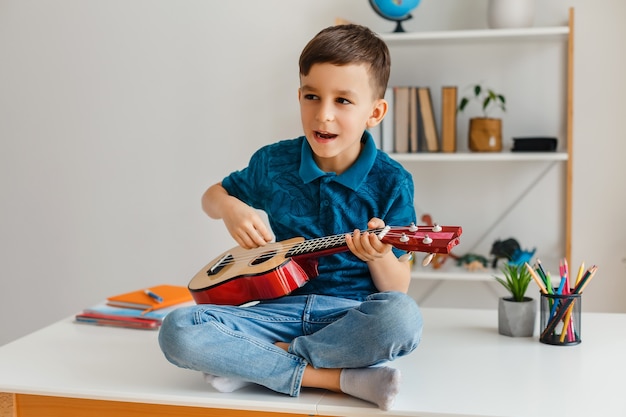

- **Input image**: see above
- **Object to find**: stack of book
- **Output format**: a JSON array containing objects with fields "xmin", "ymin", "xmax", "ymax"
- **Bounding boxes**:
[
  {"xmin": 75, "ymin": 284, "xmax": 194, "ymax": 330},
  {"xmin": 371, "ymin": 85, "xmax": 458, "ymax": 154}
]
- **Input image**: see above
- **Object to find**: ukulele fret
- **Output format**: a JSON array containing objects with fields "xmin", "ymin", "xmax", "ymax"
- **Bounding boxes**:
[
  {"xmin": 285, "ymin": 228, "xmax": 385, "ymax": 258},
  {"xmin": 287, "ymin": 234, "xmax": 345, "ymax": 257}
]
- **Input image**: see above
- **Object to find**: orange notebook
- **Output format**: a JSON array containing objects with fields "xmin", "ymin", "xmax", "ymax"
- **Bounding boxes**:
[{"xmin": 106, "ymin": 284, "xmax": 193, "ymax": 312}]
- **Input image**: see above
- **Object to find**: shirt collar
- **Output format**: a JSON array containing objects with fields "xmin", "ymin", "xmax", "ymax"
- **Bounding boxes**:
[{"xmin": 299, "ymin": 131, "xmax": 377, "ymax": 191}]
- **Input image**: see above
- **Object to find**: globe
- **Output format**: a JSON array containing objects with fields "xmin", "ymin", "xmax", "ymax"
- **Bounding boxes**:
[{"xmin": 369, "ymin": 0, "xmax": 422, "ymax": 33}]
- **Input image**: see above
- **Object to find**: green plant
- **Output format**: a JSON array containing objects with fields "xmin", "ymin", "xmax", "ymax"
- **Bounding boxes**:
[
  {"xmin": 458, "ymin": 84, "xmax": 506, "ymax": 118},
  {"xmin": 494, "ymin": 263, "xmax": 532, "ymax": 302}
]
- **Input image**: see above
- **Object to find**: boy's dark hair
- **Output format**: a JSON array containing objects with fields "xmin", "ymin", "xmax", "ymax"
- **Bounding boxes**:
[{"xmin": 299, "ymin": 24, "xmax": 391, "ymax": 99}]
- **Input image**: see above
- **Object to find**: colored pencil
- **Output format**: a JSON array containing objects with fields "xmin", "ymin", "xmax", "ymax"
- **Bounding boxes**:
[
  {"xmin": 559, "ymin": 303, "xmax": 575, "ymax": 343},
  {"xmin": 525, "ymin": 262, "xmax": 548, "ymax": 294},
  {"xmin": 574, "ymin": 266, "xmax": 598, "ymax": 294},
  {"xmin": 575, "ymin": 261, "xmax": 585, "ymax": 286},
  {"xmin": 536, "ymin": 259, "xmax": 549, "ymax": 282}
]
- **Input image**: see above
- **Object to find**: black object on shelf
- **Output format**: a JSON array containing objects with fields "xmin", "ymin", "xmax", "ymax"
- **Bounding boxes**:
[{"xmin": 511, "ymin": 137, "xmax": 558, "ymax": 152}]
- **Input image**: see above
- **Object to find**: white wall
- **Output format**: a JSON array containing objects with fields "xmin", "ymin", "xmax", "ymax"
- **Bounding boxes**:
[
  {"xmin": 569, "ymin": 0, "xmax": 626, "ymax": 313},
  {"xmin": 1, "ymin": 0, "xmax": 624, "ymax": 346}
]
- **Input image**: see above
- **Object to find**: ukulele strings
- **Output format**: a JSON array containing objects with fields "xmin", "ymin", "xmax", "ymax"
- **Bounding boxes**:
[{"xmin": 208, "ymin": 228, "xmax": 430, "ymax": 268}]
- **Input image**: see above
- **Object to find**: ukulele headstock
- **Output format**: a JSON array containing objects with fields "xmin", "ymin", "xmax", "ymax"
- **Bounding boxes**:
[{"xmin": 379, "ymin": 224, "xmax": 462, "ymax": 254}]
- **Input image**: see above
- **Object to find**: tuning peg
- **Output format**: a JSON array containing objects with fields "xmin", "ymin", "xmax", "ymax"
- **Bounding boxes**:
[
  {"xmin": 399, "ymin": 252, "xmax": 413, "ymax": 263},
  {"xmin": 400, "ymin": 233, "xmax": 409, "ymax": 243},
  {"xmin": 432, "ymin": 224, "xmax": 442, "ymax": 232},
  {"xmin": 409, "ymin": 222, "xmax": 418, "ymax": 232},
  {"xmin": 422, "ymin": 234, "xmax": 433, "ymax": 245},
  {"xmin": 422, "ymin": 253, "xmax": 435, "ymax": 266}
]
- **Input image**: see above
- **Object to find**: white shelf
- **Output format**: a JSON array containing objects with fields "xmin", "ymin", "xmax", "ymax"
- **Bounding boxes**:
[
  {"xmin": 380, "ymin": 26, "xmax": 569, "ymax": 44},
  {"xmin": 380, "ymin": 11, "xmax": 574, "ymax": 304},
  {"xmin": 411, "ymin": 261, "xmax": 498, "ymax": 282},
  {"xmin": 389, "ymin": 151, "xmax": 568, "ymax": 162}
]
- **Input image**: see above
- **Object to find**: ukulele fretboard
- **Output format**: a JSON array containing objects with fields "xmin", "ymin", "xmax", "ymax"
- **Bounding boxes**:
[{"xmin": 286, "ymin": 229, "xmax": 384, "ymax": 258}]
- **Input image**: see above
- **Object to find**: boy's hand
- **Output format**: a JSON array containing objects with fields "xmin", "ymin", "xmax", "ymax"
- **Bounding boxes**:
[
  {"xmin": 345, "ymin": 218, "xmax": 392, "ymax": 262},
  {"xmin": 202, "ymin": 183, "xmax": 274, "ymax": 249},
  {"xmin": 221, "ymin": 198, "xmax": 274, "ymax": 250}
]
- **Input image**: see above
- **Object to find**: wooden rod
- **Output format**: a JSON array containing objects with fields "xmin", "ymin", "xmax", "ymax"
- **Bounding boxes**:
[{"xmin": 565, "ymin": 7, "xmax": 574, "ymax": 264}]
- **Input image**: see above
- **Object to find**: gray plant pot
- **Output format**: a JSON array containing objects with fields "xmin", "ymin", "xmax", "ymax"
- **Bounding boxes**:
[{"xmin": 498, "ymin": 297, "xmax": 537, "ymax": 337}]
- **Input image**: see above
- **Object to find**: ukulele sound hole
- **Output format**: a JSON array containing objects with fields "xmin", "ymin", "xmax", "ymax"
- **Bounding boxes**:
[{"xmin": 250, "ymin": 249, "xmax": 277, "ymax": 266}]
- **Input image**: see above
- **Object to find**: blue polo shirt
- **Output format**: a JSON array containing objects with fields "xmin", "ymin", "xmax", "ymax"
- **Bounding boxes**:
[{"xmin": 221, "ymin": 132, "xmax": 416, "ymax": 300}]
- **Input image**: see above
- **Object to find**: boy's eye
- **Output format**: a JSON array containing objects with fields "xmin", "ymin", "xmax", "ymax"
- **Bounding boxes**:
[
  {"xmin": 336, "ymin": 97, "xmax": 352, "ymax": 105},
  {"xmin": 304, "ymin": 94, "xmax": 319, "ymax": 100}
]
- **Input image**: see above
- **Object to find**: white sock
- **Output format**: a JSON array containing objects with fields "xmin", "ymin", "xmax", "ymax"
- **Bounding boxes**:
[
  {"xmin": 339, "ymin": 367, "xmax": 401, "ymax": 411},
  {"xmin": 202, "ymin": 373, "xmax": 251, "ymax": 393}
]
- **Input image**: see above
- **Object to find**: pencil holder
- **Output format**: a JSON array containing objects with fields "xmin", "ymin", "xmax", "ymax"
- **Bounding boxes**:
[{"xmin": 539, "ymin": 292, "xmax": 581, "ymax": 346}]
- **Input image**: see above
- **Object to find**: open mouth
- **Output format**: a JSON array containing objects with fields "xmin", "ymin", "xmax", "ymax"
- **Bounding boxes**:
[{"xmin": 315, "ymin": 131, "xmax": 337, "ymax": 140}]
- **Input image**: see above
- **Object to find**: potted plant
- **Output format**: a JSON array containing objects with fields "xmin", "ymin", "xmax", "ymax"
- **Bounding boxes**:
[
  {"xmin": 494, "ymin": 263, "xmax": 537, "ymax": 337},
  {"xmin": 458, "ymin": 84, "xmax": 506, "ymax": 152}
]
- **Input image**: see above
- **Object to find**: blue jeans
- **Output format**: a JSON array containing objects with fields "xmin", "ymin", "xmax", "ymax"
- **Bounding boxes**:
[{"xmin": 158, "ymin": 291, "xmax": 422, "ymax": 397}]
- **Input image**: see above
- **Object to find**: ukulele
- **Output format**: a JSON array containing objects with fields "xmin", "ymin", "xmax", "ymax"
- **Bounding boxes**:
[{"xmin": 188, "ymin": 224, "xmax": 462, "ymax": 305}]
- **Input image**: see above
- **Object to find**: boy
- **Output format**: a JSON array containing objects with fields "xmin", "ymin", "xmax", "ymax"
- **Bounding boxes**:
[{"xmin": 159, "ymin": 24, "xmax": 422, "ymax": 411}]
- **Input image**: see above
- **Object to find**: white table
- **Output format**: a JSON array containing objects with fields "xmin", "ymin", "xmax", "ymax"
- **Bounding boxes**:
[{"xmin": 1, "ymin": 308, "xmax": 625, "ymax": 417}]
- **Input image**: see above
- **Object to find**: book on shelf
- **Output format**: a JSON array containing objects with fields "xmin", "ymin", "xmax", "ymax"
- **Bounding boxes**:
[
  {"xmin": 414, "ymin": 87, "xmax": 428, "ymax": 153},
  {"xmin": 441, "ymin": 86, "xmax": 458, "ymax": 153},
  {"xmin": 380, "ymin": 87, "xmax": 395, "ymax": 153},
  {"xmin": 408, "ymin": 87, "xmax": 420, "ymax": 152},
  {"xmin": 417, "ymin": 87, "xmax": 439, "ymax": 152},
  {"xmin": 393, "ymin": 86, "xmax": 411, "ymax": 153}
]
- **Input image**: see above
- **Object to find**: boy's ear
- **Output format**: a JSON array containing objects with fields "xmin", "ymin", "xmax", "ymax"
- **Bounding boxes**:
[{"xmin": 366, "ymin": 99, "xmax": 388, "ymax": 128}]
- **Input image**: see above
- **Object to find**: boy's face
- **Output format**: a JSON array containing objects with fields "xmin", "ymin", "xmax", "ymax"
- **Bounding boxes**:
[{"xmin": 298, "ymin": 63, "xmax": 386, "ymax": 174}]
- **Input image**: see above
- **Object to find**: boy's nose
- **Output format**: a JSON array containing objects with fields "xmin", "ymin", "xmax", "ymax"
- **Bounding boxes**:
[{"xmin": 316, "ymin": 102, "xmax": 334, "ymax": 122}]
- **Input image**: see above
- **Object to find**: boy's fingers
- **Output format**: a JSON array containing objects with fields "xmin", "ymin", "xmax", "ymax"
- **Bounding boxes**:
[
  {"xmin": 346, "ymin": 232, "xmax": 367, "ymax": 262},
  {"xmin": 258, "ymin": 224, "xmax": 274, "ymax": 243},
  {"xmin": 367, "ymin": 217, "xmax": 385, "ymax": 229}
]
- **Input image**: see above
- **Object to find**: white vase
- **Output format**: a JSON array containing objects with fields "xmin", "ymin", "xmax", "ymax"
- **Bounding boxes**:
[{"xmin": 487, "ymin": 0, "xmax": 535, "ymax": 29}]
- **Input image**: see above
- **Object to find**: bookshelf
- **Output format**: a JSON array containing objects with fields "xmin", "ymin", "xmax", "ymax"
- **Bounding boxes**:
[
  {"xmin": 390, "ymin": 151, "xmax": 568, "ymax": 163},
  {"xmin": 379, "ymin": 9, "xmax": 575, "ymax": 290},
  {"xmin": 381, "ymin": 26, "xmax": 569, "ymax": 43}
]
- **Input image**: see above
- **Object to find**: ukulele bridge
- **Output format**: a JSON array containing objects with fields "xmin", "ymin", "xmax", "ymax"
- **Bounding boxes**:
[{"xmin": 207, "ymin": 254, "xmax": 233, "ymax": 277}]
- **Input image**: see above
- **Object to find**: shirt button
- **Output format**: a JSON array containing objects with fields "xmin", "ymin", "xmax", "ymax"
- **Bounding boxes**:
[{"xmin": 322, "ymin": 200, "xmax": 330, "ymax": 206}]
